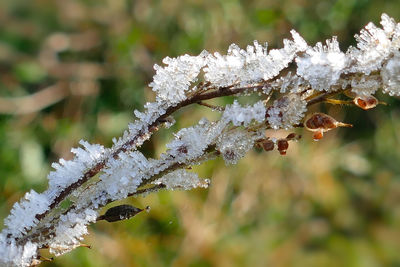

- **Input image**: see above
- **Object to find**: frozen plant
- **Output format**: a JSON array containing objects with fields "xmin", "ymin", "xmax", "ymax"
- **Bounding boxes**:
[{"xmin": 1, "ymin": 13, "xmax": 400, "ymax": 267}]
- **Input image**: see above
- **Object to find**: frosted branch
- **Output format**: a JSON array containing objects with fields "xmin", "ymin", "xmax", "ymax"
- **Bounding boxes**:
[{"xmin": 1, "ymin": 13, "xmax": 400, "ymax": 267}]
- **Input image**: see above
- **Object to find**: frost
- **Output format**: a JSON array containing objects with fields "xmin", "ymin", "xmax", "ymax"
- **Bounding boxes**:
[
  {"xmin": 272, "ymin": 72, "xmax": 305, "ymax": 93},
  {"xmin": 49, "ymin": 209, "xmax": 97, "ymax": 256},
  {"xmin": 46, "ymin": 140, "xmax": 105, "ymax": 201},
  {"xmin": 267, "ymin": 94, "xmax": 307, "ymax": 130},
  {"xmin": 165, "ymin": 119, "xmax": 228, "ymax": 163},
  {"xmin": 216, "ymin": 128, "xmax": 262, "ymax": 165},
  {"xmin": 348, "ymin": 15, "xmax": 394, "ymax": 74},
  {"xmin": 99, "ymin": 151, "xmax": 149, "ymax": 201},
  {"xmin": 222, "ymin": 100, "xmax": 266, "ymax": 126},
  {"xmin": 153, "ymin": 169, "xmax": 210, "ymax": 190},
  {"xmin": 112, "ymin": 101, "xmax": 167, "ymax": 150},
  {"xmin": 350, "ymin": 76, "xmax": 380, "ymax": 96},
  {"xmin": 381, "ymin": 13, "xmax": 397, "ymax": 36},
  {"xmin": 296, "ymin": 37, "xmax": 346, "ymax": 91},
  {"xmin": 381, "ymin": 52, "xmax": 400, "ymax": 96},
  {"xmin": 204, "ymin": 31, "xmax": 307, "ymax": 87},
  {"xmin": 0, "ymin": 237, "xmax": 38, "ymax": 267},
  {"xmin": 3, "ymin": 190, "xmax": 50, "ymax": 238},
  {"xmin": 149, "ymin": 51, "xmax": 208, "ymax": 105}
]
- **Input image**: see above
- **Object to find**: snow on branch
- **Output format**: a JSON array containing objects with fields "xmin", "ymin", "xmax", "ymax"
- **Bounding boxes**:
[{"xmin": 1, "ymin": 13, "xmax": 400, "ymax": 267}]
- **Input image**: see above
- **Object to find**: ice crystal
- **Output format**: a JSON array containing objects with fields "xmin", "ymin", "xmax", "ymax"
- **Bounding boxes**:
[
  {"xmin": 49, "ymin": 209, "xmax": 97, "ymax": 256},
  {"xmin": 0, "ymin": 239, "xmax": 37, "ymax": 267},
  {"xmin": 4, "ymin": 190, "xmax": 50, "ymax": 238},
  {"xmin": 350, "ymin": 75, "xmax": 381, "ymax": 96},
  {"xmin": 153, "ymin": 169, "xmax": 210, "ymax": 190},
  {"xmin": 99, "ymin": 151, "xmax": 149, "ymax": 201},
  {"xmin": 348, "ymin": 17, "xmax": 394, "ymax": 74},
  {"xmin": 204, "ymin": 31, "xmax": 307, "ymax": 87},
  {"xmin": 165, "ymin": 119, "xmax": 228, "ymax": 163},
  {"xmin": 46, "ymin": 140, "xmax": 105, "ymax": 200},
  {"xmin": 296, "ymin": 37, "xmax": 346, "ymax": 91},
  {"xmin": 381, "ymin": 13, "xmax": 397, "ymax": 36},
  {"xmin": 216, "ymin": 128, "xmax": 262, "ymax": 165},
  {"xmin": 272, "ymin": 72, "xmax": 305, "ymax": 93},
  {"xmin": 222, "ymin": 100, "xmax": 266, "ymax": 126},
  {"xmin": 149, "ymin": 52, "xmax": 208, "ymax": 105},
  {"xmin": 381, "ymin": 52, "xmax": 400, "ymax": 96},
  {"xmin": 267, "ymin": 94, "xmax": 307, "ymax": 129},
  {"xmin": 112, "ymin": 101, "xmax": 167, "ymax": 151}
]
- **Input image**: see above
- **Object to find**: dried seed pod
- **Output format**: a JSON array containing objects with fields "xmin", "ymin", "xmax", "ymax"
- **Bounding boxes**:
[
  {"xmin": 305, "ymin": 113, "xmax": 336, "ymax": 130},
  {"xmin": 305, "ymin": 113, "xmax": 352, "ymax": 131},
  {"xmin": 304, "ymin": 113, "xmax": 352, "ymax": 141},
  {"xmin": 286, "ymin": 133, "xmax": 297, "ymax": 140},
  {"xmin": 97, "ymin": 204, "xmax": 143, "ymax": 223},
  {"xmin": 353, "ymin": 95, "xmax": 378, "ymax": 110},
  {"xmin": 262, "ymin": 140, "xmax": 275, "ymax": 151},
  {"xmin": 277, "ymin": 139, "xmax": 289, "ymax": 155}
]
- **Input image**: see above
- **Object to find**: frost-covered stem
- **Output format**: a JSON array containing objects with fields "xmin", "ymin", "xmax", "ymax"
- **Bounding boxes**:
[
  {"xmin": 2, "ymin": 13, "xmax": 400, "ymax": 267},
  {"xmin": 15, "ymin": 143, "xmax": 221, "ymax": 248},
  {"xmin": 34, "ymin": 83, "xmax": 265, "ymax": 222},
  {"xmin": 7, "ymin": 88, "xmax": 328, "ymax": 250},
  {"xmin": 30, "ymin": 81, "xmax": 325, "ymax": 233}
]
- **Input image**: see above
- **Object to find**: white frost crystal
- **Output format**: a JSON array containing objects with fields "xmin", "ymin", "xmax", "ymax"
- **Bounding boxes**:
[
  {"xmin": 165, "ymin": 119, "xmax": 228, "ymax": 163},
  {"xmin": 381, "ymin": 52, "xmax": 400, "ymax": 96},
  {"xmin": 296, "ymin": 37, "xmax": 346, "ymax": 91},
  {"xmin": 350, "ymin": 75, "xmax": 380, "ymax": 96},
  {"xmin": 204, "ymin": 30, "xmax": 307, "ymax": 87},
  {"xmin": 267, "ymin": 94, "xmax": 307, "ymax": 130},
  {"xmin": 4, "ymin": 190, "xmax": 50, "ymax": 238},
  {"xmin": 216, "ymin": 128, "xmax": 261, "ymax": 165},
  {"xmin": 150, "ymin": 51, "xmax": 208, "ymax": 105},
  {"xmin": 272, "ymin": 72, "xmax": 305, "ymax": 93},
  {"xmin": 99, "ymin": 151, "xmax": 149, "ymax": 200},
  {"xmin": 153, "ymin": 169, "xmax": 210, "ymax": 190},
  {"xmin": 46, "ymin": 140, "xmax": 105, "ymax": 201},
  {"xmin": 222, "ymin": 100, "xmax": 266, "ymax": 126},
  {"xmin": 0, "ymin": 239, "xmax": 37, "ymax": 267},
  {"xmin": 49, "ymin": 209, "xmax": 97, "ymax": 256},
  {"xmin": 348, "ymin": 16, "xmax": 394, "ymax": 74}
]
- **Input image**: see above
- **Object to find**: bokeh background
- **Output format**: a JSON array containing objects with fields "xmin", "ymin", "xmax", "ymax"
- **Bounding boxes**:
[{"xmin": 1, "ymin": 0, "xmax": 400, "ymax": 266}]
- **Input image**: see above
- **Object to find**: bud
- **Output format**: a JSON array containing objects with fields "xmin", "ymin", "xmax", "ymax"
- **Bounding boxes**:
[
  {"xmin": 286, "ymin": 133, "xmax": 301, "ymax": 141},
  {"xmin": 97, "ymin": 204, "xmax": 143, "ymax": 223},
  {"xmin": 353, "ymin": 95, "xmax": 378, "ymax": 110},
  {"xmin": 262, "ymin": 140, "xmax": 275, "ymax": 151},
  {"xmin": 304, "ymin": 113, "xmax": 352, "ymax": 141},
  {"xmin": 286, "ymin": 133, "xmax": 297, "ymax": 139},
  {"xmin": 277, "ymin": 139, "xmax": 289, "ymax": 155}
]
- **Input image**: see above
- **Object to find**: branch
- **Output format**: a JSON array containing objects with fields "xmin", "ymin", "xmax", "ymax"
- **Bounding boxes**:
[{"xmin": 1, "ymin": 13, "xmax": 400, "ymax": 267}]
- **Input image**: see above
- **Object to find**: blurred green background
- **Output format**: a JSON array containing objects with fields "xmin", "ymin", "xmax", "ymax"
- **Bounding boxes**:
[{"xmin": 1, "ymin": 0, "xmax": 400, "ymax": 266}]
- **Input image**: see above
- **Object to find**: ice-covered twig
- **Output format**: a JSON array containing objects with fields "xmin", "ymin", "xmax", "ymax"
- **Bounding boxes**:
[{"xmin": 1, "ymin": 13, "xmax": 400, "ymax": 267}]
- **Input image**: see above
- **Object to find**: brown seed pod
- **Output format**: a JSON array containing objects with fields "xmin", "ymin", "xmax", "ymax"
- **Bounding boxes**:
[
  {"xmin": 97, "ymin": 204, "xmax": 143, "ymax": 223},
  {"xmin": 286, "ymin": 133, "xmax": 297, "ymax": 140},
  {"xmin": 262, "ymin": 140, "xmax": 275, "ymax": 151},
  {"xmin": 277, "ymin": 139, "xmax": 289, "ymax": 155},
  {"xmin": 353, "ymin": 95, "xmax": 378, "ymax": 110},
  {"xmin": 305, "ymin": 113, "xmax": 337, "ymax": 130},
  {"xmin": 304, "ymin": 113, "xmax": 352, "ymax": 140}
]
